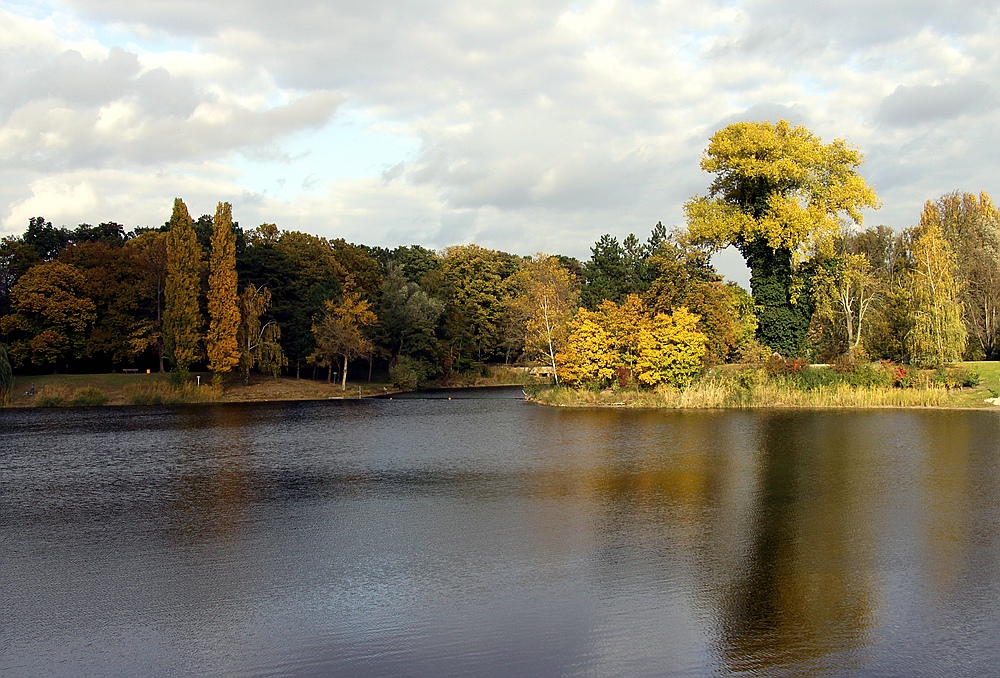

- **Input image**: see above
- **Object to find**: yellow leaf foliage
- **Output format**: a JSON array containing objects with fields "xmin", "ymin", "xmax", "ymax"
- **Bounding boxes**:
[
  {"xmin": 206, "ymin": 202, "xmax": 241, "ymax": 375},
  {"xmin": 557, "ymin": 295, "xmax": 707, "ymax": 388}
]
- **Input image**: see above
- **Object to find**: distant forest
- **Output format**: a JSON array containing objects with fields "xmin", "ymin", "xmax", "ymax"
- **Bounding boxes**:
[{"xmin": 2, "ymin": 122, "xmax": 998, "ymax": 390}]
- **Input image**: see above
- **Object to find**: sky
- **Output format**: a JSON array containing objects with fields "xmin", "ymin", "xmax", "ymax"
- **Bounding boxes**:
[{"xmin": 2, "ymin": 0, "xmax": 999, "ymax": 285}]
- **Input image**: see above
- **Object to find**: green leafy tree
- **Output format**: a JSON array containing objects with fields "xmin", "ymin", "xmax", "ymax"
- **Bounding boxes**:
[
  {"xmin": 206, "ymin": 202, "xmax": 241, "ymax": 380},
  {"xmin": 22, "ymin": 217, "xmax": 71, "ymax": 261},
  {"xmin": 268, "ymin": 230, "xmax": 346, "ymax": 377},
  {"xmin": 439, "ymin": 244, "xmax": 520, "ymax": 368},
  {"xmin": 811, "ymin": 250, "xmax": 879, "ymax": 359},
  {"xmin": 163, "ymin": 198, "xmax": 204, "ymax": 380},
  {"xmin": 580, "ymin": 233, "xmax": 655, "ymax": 309},
  {"xmin": 0, "ymin": 261, "xmax": 96, "ymax": 371},
  {"xmin": 906, "ymin": 223, "xmax": 966, "ymax": 367},
  {"xmin": 59, "ymin": 241, "xmax": 150, "ymax": 368},
  {"xmin": 685, "ymin": 120, "xmax": 879, "ymax": 356},
  {"xmin": 378, "ymin": 264, "xmax": 444, "ymax": 365},
  {"xmin": 1, "ymin": 236, "xmax": 43, "ymax": 317},
  {"xmin": 238, "ymin": 284, "xmax": 287, "ymax": 384}
]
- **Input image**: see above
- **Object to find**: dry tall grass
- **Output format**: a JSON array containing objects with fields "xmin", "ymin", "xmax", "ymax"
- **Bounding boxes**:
[{"xmin": 531, "ymin": 377, "xmax": 955, "ymax": 409}]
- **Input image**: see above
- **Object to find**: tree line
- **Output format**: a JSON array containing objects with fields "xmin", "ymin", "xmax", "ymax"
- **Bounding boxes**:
[{"xmin": 1, "ymin": 121, "xmax": 996, "ymax": 392}]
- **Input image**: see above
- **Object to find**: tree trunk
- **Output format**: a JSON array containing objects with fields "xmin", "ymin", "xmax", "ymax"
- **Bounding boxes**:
[
  {"xmin": 326, "ymin": 363, "xmax": 331, "ymax": 383},
  {"xmin": 341, "ymin": 354, "xmax": 348, "ymax": 391}
]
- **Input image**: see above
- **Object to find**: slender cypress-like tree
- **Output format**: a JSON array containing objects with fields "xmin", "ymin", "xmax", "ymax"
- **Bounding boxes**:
[
  {"xmin": 206, "ymin": 202, "xmax": 241, "ymax": 381},
  {"xmin": 163, "ymin": 198, "xmax": 203, "ymax": 381}
]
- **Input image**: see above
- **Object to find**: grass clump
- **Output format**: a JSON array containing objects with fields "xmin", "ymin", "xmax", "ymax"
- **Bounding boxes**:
[
  {"xmin": 35, "ymin": 384, "xmax": 109, "ymax": 407},
  {"xmin": 123, "ymin": 381, "xmax": 220, "ymax": 405}
]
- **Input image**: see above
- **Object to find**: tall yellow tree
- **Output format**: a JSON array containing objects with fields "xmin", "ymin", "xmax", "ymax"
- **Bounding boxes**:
[
  {"xmin": 508, "ymin": 255, "xmax": 578, "ymax": 384},
  {"xmin": 206, "ymin": 202, "xmax": 240, "ymax": 381},
  {"xmin": 685, "ymin": 120, "xmax": 879, "ymax": 356},
  {"xmin": 163, "ymin": 198, "xmax": 203, "ymax": 380},
  {"xmin": 920, "ymin": 192, "xmax": 1000, "ymax": 359},
  {"xmin": 907, "ymin": 223, "xmax": 966, "ymax": 367},
  {"xmin": 309, "ymin": 287, "xmax": 378, "ymax": 390}
]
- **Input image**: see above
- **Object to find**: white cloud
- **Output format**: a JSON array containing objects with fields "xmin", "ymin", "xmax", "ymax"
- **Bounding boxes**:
[{"xmin": 1, "ymin": 0, "xmax": 999, "ymax": 285}]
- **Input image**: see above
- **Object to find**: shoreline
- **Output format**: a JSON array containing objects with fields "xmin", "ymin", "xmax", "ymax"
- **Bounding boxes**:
[{"xmin": 0, "ymin": 372, "xmax": 530, "ymax": 410}]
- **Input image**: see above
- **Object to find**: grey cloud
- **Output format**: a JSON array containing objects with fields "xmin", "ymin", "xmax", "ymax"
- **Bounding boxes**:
[
  {"xmin": 133, "ymin": 68, "xmax": 203, "ymax": 118},
  {"xmin": 0, "ymin": 89, "xmax": 343, "ymax": 170},
  {"xmin": 1, "ymin": 47, "xmax": 140, "ymax": 116},
  {"xmin": 877, "ymin": 81, "xmax": 994, "ymax": 127},
  {"xmin": 729, "ymin": 0, "xmax": 1000, "ymax": 53}
]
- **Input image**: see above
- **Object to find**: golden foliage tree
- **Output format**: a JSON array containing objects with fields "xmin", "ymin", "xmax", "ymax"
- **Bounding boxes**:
[
  {"xmin": 309, "ymin": 288, "xmax": 378, "ymax": 390},
  {"xmin": 685, "ymin": 120, "xmax": 879, "ymax": 356},
  {"xmin": 906, "ymin": 223, "xmax": 966, "ymax": 367},
  {"xmin": 508, "ymin": 255, "xmax": 578, "ymax": 383},
  {"xmin": 920, "ymin": 191, "xmax": 1000, "ymax": 359},
  {"xmin": 206, "ymin": 202, "xmax": 241, "ymax": 379},
  {"xmin": 634, "ymin": 307, "xmax": 707, "ymax": 388},
  {"xmin": 557, "ymin": 295, "xmax": 707, "ymax": 388},
  {"xmin": 0, "ymin": 261, "xmax": 95, "ymax": 371},
  {"xmin": 238, "ymin": 284, "xmax": 286, "ymax": 384},
  {"xmin": 556, "ymin": 308, "xmax": 617, "ymax": 387},
  {"xmin": 163, "ymin": 198, "xmax": 203, "ymax": 379}
]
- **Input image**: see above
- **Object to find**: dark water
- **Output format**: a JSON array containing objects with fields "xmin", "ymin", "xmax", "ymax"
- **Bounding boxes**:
[{"xmin": 2, "ymin": 388, "xmax": 1000, "ymax": 677}]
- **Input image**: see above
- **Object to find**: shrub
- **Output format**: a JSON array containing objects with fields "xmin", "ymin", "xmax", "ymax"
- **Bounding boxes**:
[
  {"xmin": 950, "ymin": 368, "xmax": 981, "ymax": 388},
  {"xmin": 830, "ymin": 353, "xmax": 858, "ymax": 374},
  {"xmin": 390, "ymin": 356, "xmax": 429, "ymax": 391},
  {"xmin": 35, "ymin": 385, "xmax": 71, "ymax": 407},
  {"xmin": 71, "ymin": 387, "xmax": 108, "ymax": 407}
]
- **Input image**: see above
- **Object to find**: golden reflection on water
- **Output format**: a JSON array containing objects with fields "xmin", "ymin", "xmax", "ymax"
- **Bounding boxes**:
[
  {"xmin": 167, "ymin": 405, "xmax": 254, "ymax": 545},
  {"xmin": 531, "ymin": 410, "xmax": 884, "ymax": 675},
  {"xmin": 921, "ymin": 414, "xmax": 972, "ymax": 601}
]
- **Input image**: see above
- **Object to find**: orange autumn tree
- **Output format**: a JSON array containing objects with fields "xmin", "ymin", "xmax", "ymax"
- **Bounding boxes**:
[
  {"xmin": 309, "ymin": 286, "xmax": 377, "ymax": 389},
  {"xmin": 557, "ymin": 294, "xmax": 707, "ymax": 388}
]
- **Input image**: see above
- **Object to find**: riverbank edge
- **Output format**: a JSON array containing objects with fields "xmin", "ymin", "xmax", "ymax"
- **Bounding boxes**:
[
  {"xmin": 524, "ymin": 386, "xmax": 1000, "ymax": 410},
  {"xmin": 1, "ymin": 371, "xmax": 530, "ymax": 409}
]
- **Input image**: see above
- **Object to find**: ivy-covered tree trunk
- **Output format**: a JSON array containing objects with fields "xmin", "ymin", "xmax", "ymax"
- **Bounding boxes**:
[{"xmin": 742, "ymin": 242, "xmax": 811, "ymax": 356}]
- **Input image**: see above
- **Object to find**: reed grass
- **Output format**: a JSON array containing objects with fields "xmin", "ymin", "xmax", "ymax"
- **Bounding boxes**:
[
  {"xmin": 35, "ymin": 384, "xmax": 109, "ymax": 407},
  {"xmin": 531, "ymin": 372, "xmax": 957, "ymax": 409},
  {"xmin": 123, "ymin": 381, "xmax": 221, "ymax": 405}
]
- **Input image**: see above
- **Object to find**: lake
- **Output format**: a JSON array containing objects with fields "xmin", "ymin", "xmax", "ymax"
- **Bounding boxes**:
[{"xmin": 2, "ymin": 387, "xmax": 999, "ymax": 676}]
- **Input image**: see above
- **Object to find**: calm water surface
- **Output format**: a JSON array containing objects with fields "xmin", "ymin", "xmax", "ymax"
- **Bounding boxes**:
[{"xmin": 2, "ymin": 387, "xmax": 1000, "ymax": 676}]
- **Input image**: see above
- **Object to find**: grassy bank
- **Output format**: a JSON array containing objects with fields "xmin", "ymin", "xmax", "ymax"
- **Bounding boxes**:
[
  {"xmin": 3, "ymin": 372, "xmax": 399, "ymax": 408},
  {"xmin": 1, "ymin": 364, "xmax": 534, "ymax": 408},
  {"xmin": 529, "ymin": 361, "xmax": 1000, "ymax": 410}
]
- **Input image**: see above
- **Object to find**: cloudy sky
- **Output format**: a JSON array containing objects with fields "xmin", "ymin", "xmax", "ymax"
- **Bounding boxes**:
[{"xmin": 2, "ymin": 0, "xmax": 999, "ymax": 283}]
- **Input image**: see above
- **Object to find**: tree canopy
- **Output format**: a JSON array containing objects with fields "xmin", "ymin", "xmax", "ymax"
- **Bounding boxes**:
[{"xmin": 685, "ymin": 120, "xmax": 879, "ymax": 356}]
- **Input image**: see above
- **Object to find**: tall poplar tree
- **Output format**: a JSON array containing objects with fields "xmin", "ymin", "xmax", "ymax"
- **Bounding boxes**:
[
  {"xmin": 163, "ymin": 198, "xmax": 203, "ymax": 380},
  {"xmin": 206, "ymin": 202, "xmax": 241, "ymax": 380}
]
